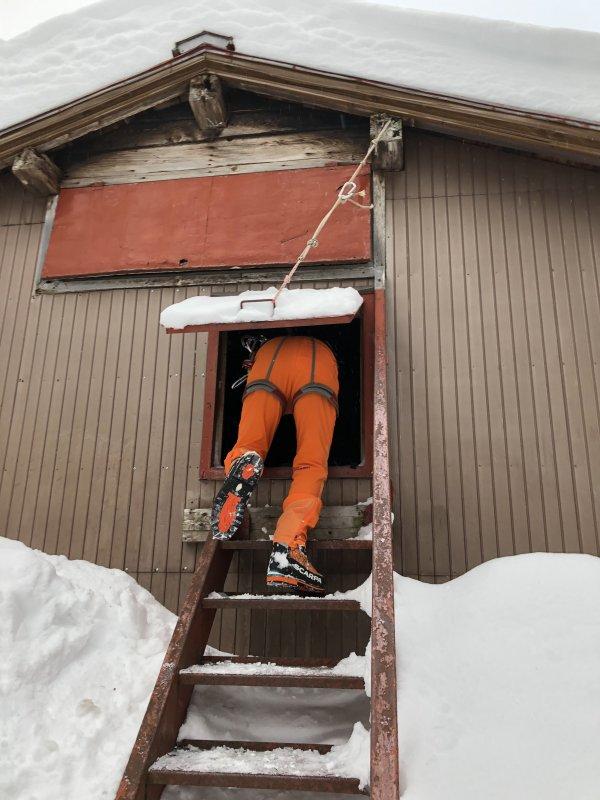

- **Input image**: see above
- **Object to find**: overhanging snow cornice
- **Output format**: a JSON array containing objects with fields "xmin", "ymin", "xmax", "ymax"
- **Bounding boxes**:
[{"xmin": 1, "ymin": 46, "xmax": 600, "ymax": 168}]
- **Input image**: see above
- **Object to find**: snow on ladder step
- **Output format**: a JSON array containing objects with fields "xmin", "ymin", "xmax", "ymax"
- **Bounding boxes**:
[
  {"xmin": 202, "ymin": 593, "xmax": 363, "ymax": 611},
  {"xmin": 179, "ymin": 653, "xmax": 366, "ymax": 689},
  {"xmin": 148, "ymin": 741, "xmax": 367, "ymax": 794}
]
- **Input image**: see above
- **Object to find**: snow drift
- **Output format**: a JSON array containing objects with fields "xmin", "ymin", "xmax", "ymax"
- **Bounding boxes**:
[
  {"xmin": 3, "ymin": 537, "xmax": 600, "ymax": 800},
  {"xmin": 393, "ymin": 553, "xmax": 600, "ymax": 800},
  {"xmin": 0, "ymin": 537, "xmax": 175, "ymax": 800},
  {"xmin": 1, "ymin": 0, "xmax": 600, "ymax": 132}
]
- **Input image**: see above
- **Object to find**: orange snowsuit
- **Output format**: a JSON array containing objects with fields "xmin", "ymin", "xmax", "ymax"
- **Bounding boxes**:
[{"xmin": 224, "ymin": 336, "xmax": 339, "ymax": 547}]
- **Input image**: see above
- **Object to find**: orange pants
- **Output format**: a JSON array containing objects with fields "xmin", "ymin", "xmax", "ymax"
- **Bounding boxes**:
[{"xmin": 224, "ymin": 336, "xmax": 338, "ymax": 547}]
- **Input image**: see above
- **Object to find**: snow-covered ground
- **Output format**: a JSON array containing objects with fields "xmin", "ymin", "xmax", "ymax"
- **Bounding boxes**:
[
  {"xmin": 1, "ymin": 0, "xmax": 600, "ymax": 132},
  {"xmin": 3, "ymin": 536, "xmax": 600, "ymax": 799},
  {"xmin": 394, "ymin": 553, "xmax": 600, "ymax": 800},
  {"xmin": 0, "ymin": 537, "xmax": 175, "ymax": 800},
  {"xmin": 160, "ymin": 287, "xmax": 363, "ymax": 329}
]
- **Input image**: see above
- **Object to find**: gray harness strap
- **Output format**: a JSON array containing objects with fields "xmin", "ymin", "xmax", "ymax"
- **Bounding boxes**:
[
  {"xmin": 292, "ymin": 382, "xmax": 339, "ymax": 414},
  {"xmin": 243, "ymin": 379, "xmax": 287, "ymax": 408}
]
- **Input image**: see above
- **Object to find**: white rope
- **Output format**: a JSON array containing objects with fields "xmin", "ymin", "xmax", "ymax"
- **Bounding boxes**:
[{"xmin": 271, "ymin": 118, "xmax": 393, "ymax": 305}]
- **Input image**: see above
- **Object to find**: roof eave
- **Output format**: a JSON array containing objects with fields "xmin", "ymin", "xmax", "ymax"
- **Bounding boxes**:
[{"xmin": 1, "ymin": 45, "xmax": 600, "ymax": 169}]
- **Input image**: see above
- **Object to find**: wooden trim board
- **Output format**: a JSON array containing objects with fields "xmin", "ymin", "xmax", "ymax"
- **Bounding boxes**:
[
  {"xmin": 36, "ymin": 263, "xmax": 376, "ymax": 294},
  {"xmin": 182, "ymin": 503, "xmax": 369, "ymax": 542}
]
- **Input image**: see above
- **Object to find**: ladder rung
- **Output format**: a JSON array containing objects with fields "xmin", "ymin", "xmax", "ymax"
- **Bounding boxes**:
[
  {"xmin": 202, "ymin": 595, "xmax": 362, "ymax": 611},
  {"xmin": 148, "ymin": 768, "xmax": 365, "ymax": 794},
  {"xmin": 179, "ymin": 666, "xmax": 364, "ymax": 689},
  {"xmin": 178, "ymin": 739, "xmax": 334, "ymax": 753},
  {"xmin": 200, "ymin": 655, "xmax": 341, "ymax": 668},
  {"xmin": 148, "ymin": 743, "xmax": 366, "ymax": 794}
]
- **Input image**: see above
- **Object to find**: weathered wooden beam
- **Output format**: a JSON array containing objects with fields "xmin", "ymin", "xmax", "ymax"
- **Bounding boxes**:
[
  {"xmin": 183, "ymin": 504, "xmax": 369, "ymax": 542},
  {"xmin": 12, "ymin": 148, "xmax": 61, "ymax": 195},
  {"xmin": 60, "ymin": 129, "xmax": 367, "ymax": 188},
  {"xmin": 370, "ymin": 114, "xmax": 403, "ymax": 170},
  {"xmin": 188, "ymin": 74, "xmax": 227, "ymax": 137}
]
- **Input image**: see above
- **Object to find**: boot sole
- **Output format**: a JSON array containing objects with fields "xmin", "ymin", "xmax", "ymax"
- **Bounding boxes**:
[{"xmin": 211, "ymin": 453, "xmax": 263, "ymax": 540}]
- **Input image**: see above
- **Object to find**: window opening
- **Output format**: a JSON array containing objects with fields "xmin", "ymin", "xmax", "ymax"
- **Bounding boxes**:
[{"xmin": 216, "ymin": 317, "xmax": 363, "ymax": 469}]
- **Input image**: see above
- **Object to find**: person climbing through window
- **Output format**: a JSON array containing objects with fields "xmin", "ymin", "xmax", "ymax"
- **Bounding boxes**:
[{"xmin": 210, "ymin": 334, "xmax": 339, "ymax": 596}]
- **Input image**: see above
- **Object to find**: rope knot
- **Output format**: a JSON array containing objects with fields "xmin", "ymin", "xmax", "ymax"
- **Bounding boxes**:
[
  {"xmin": 307, "ymin": 238, "xmax": 319, "ymax": 248},
  {"xmin": 338, "ymin": 181, "xmax": 357, "ymax": 203}
]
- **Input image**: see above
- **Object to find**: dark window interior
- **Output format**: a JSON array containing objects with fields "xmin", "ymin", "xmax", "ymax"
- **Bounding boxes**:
[{"xmin": 216, "ymin": 318, "xmax": 363, "ymax": 468}]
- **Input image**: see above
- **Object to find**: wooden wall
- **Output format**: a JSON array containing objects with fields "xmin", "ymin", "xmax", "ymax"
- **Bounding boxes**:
[{"xmin": 386, "ymin": 130, "xmax": 600, "ymax": 581}]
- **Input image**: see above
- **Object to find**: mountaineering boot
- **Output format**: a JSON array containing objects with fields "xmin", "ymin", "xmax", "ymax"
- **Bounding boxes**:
[
  {"xmin": 211, "ymin": 451, "xmax": 264, "ymax": 540},
  {"xmin": 266, "ymin": 542, "xmax": 325, "ymax": 595}
]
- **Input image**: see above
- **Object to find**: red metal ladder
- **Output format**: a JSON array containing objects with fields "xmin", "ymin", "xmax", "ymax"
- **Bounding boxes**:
[{"xmin": 115, "ymin": 289, "xmax": 398, "ymax": 800}]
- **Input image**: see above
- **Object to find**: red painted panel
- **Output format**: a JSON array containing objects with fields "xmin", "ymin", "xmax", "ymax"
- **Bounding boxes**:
[{"xmin": 42, "ymin": 166, "xmax": 371, "ymax": 278}]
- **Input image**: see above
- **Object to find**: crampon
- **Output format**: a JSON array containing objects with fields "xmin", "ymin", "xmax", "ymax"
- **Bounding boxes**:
[{"xmin": 211, "ymin": 451, "xmax": 264, "ymax": 540}]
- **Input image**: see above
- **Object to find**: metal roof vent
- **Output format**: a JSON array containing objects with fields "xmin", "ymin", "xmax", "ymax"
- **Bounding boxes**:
[{"xmin": 172, "ymin": 31, "xmax": 235, "ymax": 57}]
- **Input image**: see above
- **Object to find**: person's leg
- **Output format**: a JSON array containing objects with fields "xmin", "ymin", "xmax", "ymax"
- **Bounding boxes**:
[
  {"xmin": 273, "ymin": 392, "xmax": 336, "ymax": 547},
  {"xmin": 224, "ymin": 390, "xmax": 282, "ymax": 474},
  {"xmin": 212, "ymin": 389, "xmax": 282, "ymax": 540}
]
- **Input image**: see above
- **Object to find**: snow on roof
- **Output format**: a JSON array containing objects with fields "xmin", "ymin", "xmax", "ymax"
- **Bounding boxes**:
[{"xmin": 1, "ymin": 0, "xmax": 600, "ymax": 133}]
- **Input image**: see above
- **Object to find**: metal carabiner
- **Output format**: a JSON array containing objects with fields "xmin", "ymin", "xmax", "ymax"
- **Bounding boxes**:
[{"xmin": 231, "ymin": 334, "xmax": 267, "ymax": 390}]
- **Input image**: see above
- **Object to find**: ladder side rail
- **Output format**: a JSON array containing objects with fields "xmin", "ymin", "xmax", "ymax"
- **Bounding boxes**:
[
  {"xmin": 370, "ymin": 287, "xmax": 400, "ymax": 798},
  {"xmin": 115, "ymin": 537, "xmax": 234, "ymax": 800}
]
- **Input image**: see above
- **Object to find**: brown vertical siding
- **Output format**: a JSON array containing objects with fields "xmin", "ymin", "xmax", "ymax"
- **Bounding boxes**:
[
  {"xmin": 0, "ymin": 174, "xmax": 204, "ymax": 611},
  {"xmin": 0, "ymin": 200, "xmax": 192, "ymax": 612},
  {"xmin": 387, "ymin": 130, "xmax": 600, "ymax": 579}
]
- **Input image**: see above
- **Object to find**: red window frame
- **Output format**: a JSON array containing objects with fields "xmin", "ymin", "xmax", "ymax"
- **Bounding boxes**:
[{"xmin": 199, "ymin": 292, "xmax": 374, "ymax": 480}]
